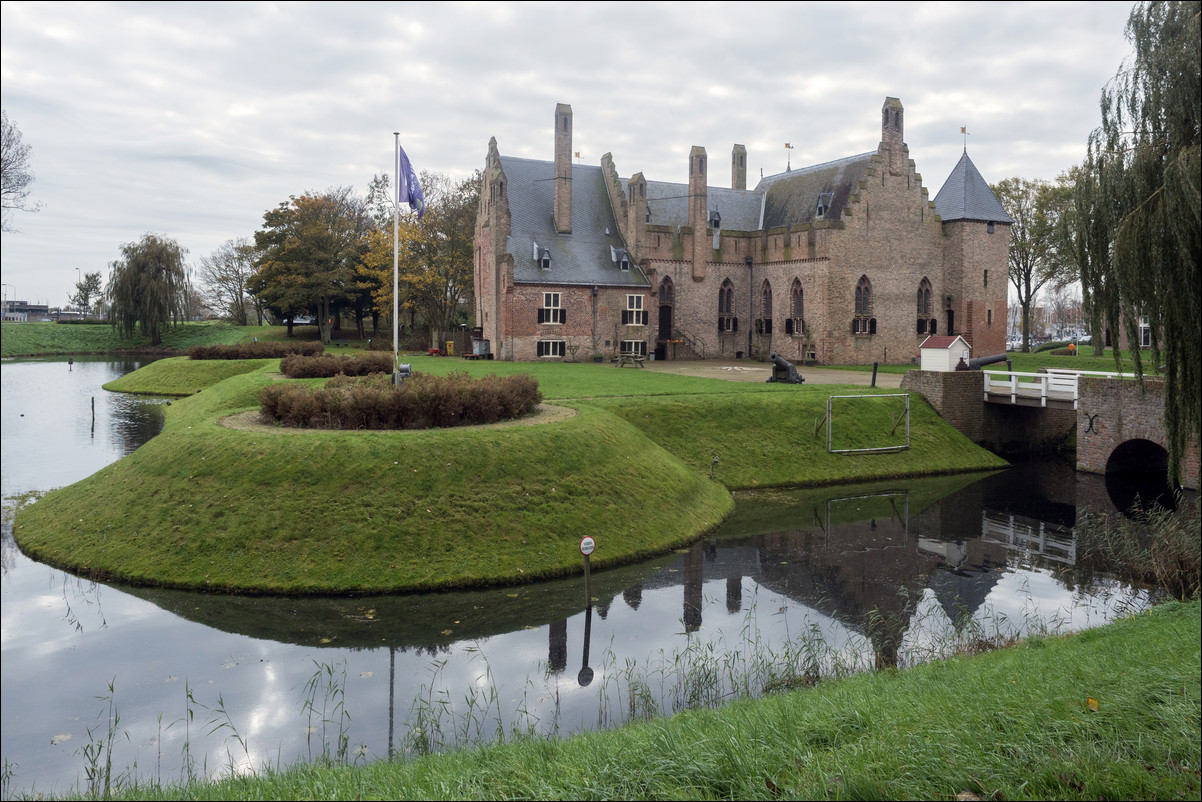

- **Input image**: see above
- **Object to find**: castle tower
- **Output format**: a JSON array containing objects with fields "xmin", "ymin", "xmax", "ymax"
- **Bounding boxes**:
[
  {"xmin": 554, "ymin": 103, "xmax": 572, "ymax": 234},
  {"xmin": 688, "ymin": 145, "xmax": 708, "ymax": 280},
  {"xmin": 731, "ymin": 144, "xmax": 747, "ymax": 190},
  {"xmin": 881, "ymin": 97, "xmax": 905, "ymax": 176}
]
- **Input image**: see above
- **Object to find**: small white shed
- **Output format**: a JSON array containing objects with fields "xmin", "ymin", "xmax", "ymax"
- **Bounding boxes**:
[{"xmin": 918, "ymin": 335, "xmax": 972, "ymax": 372}]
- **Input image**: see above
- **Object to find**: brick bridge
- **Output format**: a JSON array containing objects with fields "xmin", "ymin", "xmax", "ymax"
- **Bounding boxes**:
[{"xmin": 900, "ymin": 370, "xmax": 1199, "ymax": 491}]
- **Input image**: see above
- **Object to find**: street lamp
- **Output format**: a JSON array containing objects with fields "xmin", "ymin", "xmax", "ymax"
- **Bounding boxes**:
[{"xmin": 1, "ymin": 283, "xmax": 13, "ymax": 318}]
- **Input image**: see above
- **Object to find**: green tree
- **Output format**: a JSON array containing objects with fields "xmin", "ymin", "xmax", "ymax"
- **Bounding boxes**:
[
  {"xmin": 1080, "ymin": 0, "xmax": 1200, "ymax": 485},
  {"xmin": 360, "ymin": 171, "xmax": 479, "ymax": 349},
  {"xmin": 992, "ymin": 177, "xmax": 1074, "ymax": 351},
  {"xmin": 106, "ymin": 233, "xmax": 188, "ymax": 346},
  {"xmin": 252, "ymin": 187, "xmax": 372, "ymax": 343},
  {"xmin": 69, "ymin": 270, "xmax": 103, "ymax": 314},
  {"xmin": 199, "ymin": 237, "xmax": 258, "ymax": 326}
]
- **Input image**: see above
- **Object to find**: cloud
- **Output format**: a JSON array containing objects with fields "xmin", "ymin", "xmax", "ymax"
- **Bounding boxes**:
[{"xmin": 1, "ymin": 1, "xmax": 1135, "ymax": 305}]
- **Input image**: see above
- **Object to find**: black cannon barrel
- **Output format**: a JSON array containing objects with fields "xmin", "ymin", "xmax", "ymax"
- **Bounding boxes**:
[
  {"xmin": 969, "ymin": 353, "xmax": 1007, "ymax": 369},
  {"xmin": 767, "ymin": 353, "xmax": 805, "ymax": 383}
]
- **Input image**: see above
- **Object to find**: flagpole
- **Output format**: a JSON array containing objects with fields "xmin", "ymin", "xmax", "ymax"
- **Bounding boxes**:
[{"xmin": 393, "ymin": 132, "xmax": 400, "ymax": 385}]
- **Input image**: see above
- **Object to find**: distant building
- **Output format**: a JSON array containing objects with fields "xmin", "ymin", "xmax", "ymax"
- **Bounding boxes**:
[{"xmin": 474, "ymin": 98, "xmax": 1011, "ymax": 364}]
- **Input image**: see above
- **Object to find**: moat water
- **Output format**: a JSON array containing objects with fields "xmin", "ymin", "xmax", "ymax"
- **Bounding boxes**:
[{"xmin": 0, "ymin": 357, "xmax": 1172, "ymax": 798}]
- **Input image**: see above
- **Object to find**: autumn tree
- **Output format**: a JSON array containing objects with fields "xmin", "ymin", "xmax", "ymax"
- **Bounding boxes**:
[
  {"xmin": 199, "ymin": 237, "xmax": 259, "ymax": 326},
  {"xmin": 252, "ymin": 187, "xmax": 372, "ymax": 343},
  {"xmin": 69, "ymin": 271, "xmax": 103, "ymax": 314},
  {"xmin": 106, "ymin": 233, "xmax": 188, "ymax": 346},
  {"xmin": 1, "ymin": 109, "xmax": 40, "ymax": 232},
  {"xmin": 360, "ymin": 171, "xmax": 479, "ymax": 349},
  {"xmin": 1076, "ymin": 0, "xmax": 1200, "ymax": 485},
  {"xmin": 992, "ymin": 177, "xmax": 1075, "ymax": 351}
]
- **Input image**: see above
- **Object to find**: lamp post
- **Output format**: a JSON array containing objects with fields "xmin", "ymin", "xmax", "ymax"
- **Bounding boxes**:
[{"xmin": 2, "ymin": 283, "xmax": 13, "ymax": 318}]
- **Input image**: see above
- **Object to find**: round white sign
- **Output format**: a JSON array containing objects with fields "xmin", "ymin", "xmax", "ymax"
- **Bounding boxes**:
[{"xmin": 579, "ymin": 536, "xmax": 596, "ymax": 556}]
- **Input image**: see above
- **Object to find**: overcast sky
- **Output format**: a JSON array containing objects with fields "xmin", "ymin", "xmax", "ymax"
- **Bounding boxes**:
[{"xmin": 1, "ymin": 1, "xmax": 1138, "ymax": 308}]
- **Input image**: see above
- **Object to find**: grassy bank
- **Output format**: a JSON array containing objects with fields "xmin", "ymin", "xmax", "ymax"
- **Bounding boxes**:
[
  {"xmin": 62, "ymin": 599, "xmax": 1201, "ymax": 801},
  {"xmin": 12, "ymin": 356, "xmax": 1004, "ymax": 593},
  {"xmin": 0, "ymin": 321, "xmax": 279, "ymax": 357}
]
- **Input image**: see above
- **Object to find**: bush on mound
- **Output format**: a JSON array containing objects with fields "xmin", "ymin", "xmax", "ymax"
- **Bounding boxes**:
[
  {"xmin": 260, "ymin": 370, "xmax": 543, "ymax": 429},
  {"xmin": 189, "ymin": 341, "xmax": 325, "ymax": 360},
  {"xmin": 280, "ymin": 352, "xmax": 395, "ymax": 378}
]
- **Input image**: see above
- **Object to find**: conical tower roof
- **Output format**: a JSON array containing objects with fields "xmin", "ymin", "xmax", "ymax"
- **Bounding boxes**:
[{"xmin": 934, "ymin": 150, "xmax": 1012, "ymax": 223}]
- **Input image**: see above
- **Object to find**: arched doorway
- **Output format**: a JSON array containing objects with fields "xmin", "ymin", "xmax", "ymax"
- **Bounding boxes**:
[{"xmin": 657, "ymin": 276, "xmax": 674, "ymax": 361}]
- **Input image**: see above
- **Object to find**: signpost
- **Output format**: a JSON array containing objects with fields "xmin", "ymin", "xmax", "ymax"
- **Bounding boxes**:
[{"xmin": 578, "ymin": 536, "xmax": 596, "ymax": 687}]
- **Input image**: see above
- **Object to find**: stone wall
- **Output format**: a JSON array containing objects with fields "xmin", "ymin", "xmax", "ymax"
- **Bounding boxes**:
[{"xmin": 1078, "ymin": 377, "xmax": 1200, "ymax": 489}]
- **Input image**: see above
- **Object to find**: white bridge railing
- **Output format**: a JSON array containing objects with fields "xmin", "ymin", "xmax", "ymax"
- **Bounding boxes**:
[{"xmin": 982, "ymin": 368, "xmax": 1135, "ymax": 408}]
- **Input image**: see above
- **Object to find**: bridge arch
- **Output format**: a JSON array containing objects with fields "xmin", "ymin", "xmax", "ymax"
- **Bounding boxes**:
[
  {"xmin": 1103, "ymin": 438, "xmax": 1178, "ymax": 512},
  {"xmin": 1077, "ymin": 376, "xmax": 1199, "ymax": 491}
]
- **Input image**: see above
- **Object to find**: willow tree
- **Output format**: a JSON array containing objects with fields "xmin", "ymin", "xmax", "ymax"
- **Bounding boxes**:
[
  {"xmin": 106, "ymin": 233, "xmax": 188, "ymax": 346},
  {"xmin": 1080, "ymin": 0, "xmax": 1200, "ymax": 486}
]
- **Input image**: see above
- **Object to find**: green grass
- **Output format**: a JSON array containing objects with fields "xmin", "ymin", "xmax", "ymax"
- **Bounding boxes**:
[
  {"xmin": 0, "ymin": 321, "xmax": 275, "ymax": 357},
  {"xmin": 12, "ymin": 354, "xmax": 1004, "ymax": 593},
  {"xmin": 56, "ymin": 599, "xmax": 1201, "ymax": 801},
  {"xmin": 103, "ymin": 356, "xmax": 278, "ymax": 396}
]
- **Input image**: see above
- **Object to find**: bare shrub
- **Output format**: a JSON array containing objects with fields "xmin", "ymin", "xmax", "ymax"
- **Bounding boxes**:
[{"xmin": 258, "ymin": 370, "xmax": 542, "ymax": 430}]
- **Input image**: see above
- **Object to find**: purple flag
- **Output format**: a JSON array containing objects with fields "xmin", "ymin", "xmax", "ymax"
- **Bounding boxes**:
[{"xmin": 397, "ymin": 144, "xmax": 425, "ymax": 220}]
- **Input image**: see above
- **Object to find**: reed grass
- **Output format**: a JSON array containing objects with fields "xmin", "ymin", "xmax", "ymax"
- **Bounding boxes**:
[{"xmin": 38, "ymin": 598, "xmax": 1199, "ymax": 801}]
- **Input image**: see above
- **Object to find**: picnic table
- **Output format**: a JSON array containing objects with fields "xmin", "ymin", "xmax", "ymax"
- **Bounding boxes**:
[{"xmin": 614, "ymin": 354, "xmax": 646, "ymax": 368}]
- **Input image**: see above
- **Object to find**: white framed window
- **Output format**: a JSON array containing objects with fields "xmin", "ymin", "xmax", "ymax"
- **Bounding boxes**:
[
  {"xmin": 622, "ymin": 294, "xmax": 647, "ymax": 326},
  {"xmin": 537, "ymin": 340, "xmax": 565, "ymax": 358},
  {"xmin": 1139, "ymin": 315, "xmax": 1151, "ymax": 347},
  {"xmin": 538, "ymin": 292, "xmax": 564, "ymax": 324},
  {"xmin": 620, "ymin": 339, "xmax": 647, "ymax": 357}
]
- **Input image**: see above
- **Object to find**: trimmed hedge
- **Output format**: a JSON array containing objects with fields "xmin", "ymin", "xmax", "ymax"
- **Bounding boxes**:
[
  {"xmin": 189, "ymin": 341, "xmax": 324, "ymax": 360},
  {"xmin": 259, "ymin": 370, "xmax": 543, "ymax": 430},
  {"xmin": 280, "ymin": 352, "xmax": 394, "ymax": 378}
]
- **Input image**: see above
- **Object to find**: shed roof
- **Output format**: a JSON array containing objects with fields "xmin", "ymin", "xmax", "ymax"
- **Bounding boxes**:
[{"xmin": 919, "ymin": 335, "xmax": 971, "ymax": 350}]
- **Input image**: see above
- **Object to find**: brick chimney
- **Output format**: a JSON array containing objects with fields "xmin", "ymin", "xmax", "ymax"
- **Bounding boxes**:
[
  {"xmin": 731, "ymin": 144, "xmax": 747, "ymax": 190},
  {"xmin": 688, "ymin": 145, "xmax": 708, "ymax": 280},
  {"xmin": 554, "ymin": 103, "xmax": 572, "ymax": 234}
]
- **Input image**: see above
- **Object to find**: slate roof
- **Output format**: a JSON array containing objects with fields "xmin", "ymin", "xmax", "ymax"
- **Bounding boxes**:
[
  {"xmin": 755, "ymin": 153, "xmax": 876, "ymax": 229},
  {"xmin": 933, "ymin": 150, "xmax": 1013, "ymax": 223},
  {"xmin": 500, "ymin": 155, "xmax": 649, "ymax": 288}
]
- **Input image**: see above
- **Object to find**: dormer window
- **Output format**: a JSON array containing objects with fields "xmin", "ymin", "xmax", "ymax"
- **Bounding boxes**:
[
  {"xmin": 611, "ymin": 246, "xmax": 631, "ymax": 271},
  {"xmin": 532, "ymin": 242, "xmax": 552, "ymax": 269},
  {"xmin": 816, "ymin": 192, "xmax": 834, "ymax": 220}
]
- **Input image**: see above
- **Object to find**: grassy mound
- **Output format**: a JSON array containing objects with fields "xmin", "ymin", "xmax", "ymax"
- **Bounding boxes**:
[
  {"xmin": 13, "ymin": 355, "xmax": 1007, "ymax": 594},
  {"xmin": 13, "ymin": 363, "xmax": 733, "ymax": 593},
  {"xmin": 103, "ymin": 355, "xmax": 277, "ymax": 396}
]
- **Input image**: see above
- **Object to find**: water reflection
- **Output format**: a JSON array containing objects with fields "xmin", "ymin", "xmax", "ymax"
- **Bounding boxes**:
[{"xmin": 0, "ymin": 358, "xmax": 1182, "ymax": 799}]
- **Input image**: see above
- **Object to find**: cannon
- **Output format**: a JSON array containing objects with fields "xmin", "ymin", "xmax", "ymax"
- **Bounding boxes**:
[
  {"xmin": 968, "ymin": 353, "xmax": 1008, "ymax": 370},
  {"xmin": 766, "ymin": 352, "xmax": 805, "ymax": 384}
]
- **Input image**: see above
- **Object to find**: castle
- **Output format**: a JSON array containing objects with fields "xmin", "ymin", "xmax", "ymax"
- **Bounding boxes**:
[{"xmin": 473, "ymin": 98, "xmax": 1010, "ymax": 364}]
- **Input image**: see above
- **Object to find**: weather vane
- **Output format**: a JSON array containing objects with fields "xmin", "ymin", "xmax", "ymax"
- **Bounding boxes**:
[{"xmin": 960, "ymin": 126, "xmax": 971, "ymax": 150}]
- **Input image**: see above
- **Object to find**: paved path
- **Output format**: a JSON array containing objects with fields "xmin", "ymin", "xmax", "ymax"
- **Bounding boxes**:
[{"xmin": 639, "ymin": 360, "xmax": 904, "ymax": 388}]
